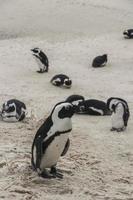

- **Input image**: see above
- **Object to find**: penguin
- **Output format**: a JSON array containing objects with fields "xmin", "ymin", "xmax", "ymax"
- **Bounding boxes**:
[
  {"xmin": 1, "ymin": 99, "xmax": 27, "ymax": 122},
  {"xmin": 51, "ymin": 74, "xmax": 72, "ymax": 88},
  {"xmin": 65, "ymin": 94, "xmax": 85, "ymax": 106},
  {"xmin": 31, "ymin": 47, "xmax": 49, "ymax": 73},
  {"xmin": 75, "ymin": 99, "xmax": 111, "ymax": 115},
  {"xmin": 123, "ymin": 29, "xmax": 133, "ymax": 39},
  {"xmin": 92, "ymin": 54, "xmax": 107, "ymax": 68},
  {"xmin": 31, "ymin": 102, "xmax": 74, "ymax": 179},
  {"xmin": 107, "ymin": 97, "xmax": 130, "ymax": 132}
]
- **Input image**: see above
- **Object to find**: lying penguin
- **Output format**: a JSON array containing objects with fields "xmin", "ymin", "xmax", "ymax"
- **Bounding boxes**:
[
  {"xmin": 107, "ymin": 97, "xmax": 130, "ymax": 132},
  {"xmin": 75, "ymin": 99, "xmax": 111, "ymax": 115},
  {"xmin": 123, "ymin": 29, "xmax": 133, "ymax": 39},
  {"xmin": 65, "ymin": 94, "xmax": 85, "ymax": 106},
  {"xmin": 31, "ymin": 47, "xmax": 49, "ymax": 73},
  {"xmin": 1, "ymin": 99, "xmax": 27, "ymax": 122},
  {"xmin": 92, "ymin": 54, "xmax": 107, "ymax": 68},
  {"xmin": 31, "ymin": 102, "xmax": 74, "ymax": 178},
  {"xmin": 51, "ymin": 74, "xmax": 72, "ymax": 88}
]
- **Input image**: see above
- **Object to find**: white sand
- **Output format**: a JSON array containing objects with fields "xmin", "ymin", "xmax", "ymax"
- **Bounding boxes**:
[{"xmin": 0, "ymin": 0, "xmax": 133, "ymax": 199}]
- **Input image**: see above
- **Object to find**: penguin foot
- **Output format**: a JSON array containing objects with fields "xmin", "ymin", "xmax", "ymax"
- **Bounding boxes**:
[
  {"xmin": 39, "ymin": 169, "xmax": 56, "ymax": 179},
  {"xmin": 110, "ymin": 127, "xmax": 117, "ymax": 131},
  {"xmin": 36, "ymin": 70, "xmax": 44, "ymax": 73},
  {"xmin": 116, "ymin": 127, "xmax": 125, "ymax": 132},
  {"xmin": 50, "ymin": 167, "xmax": 63, "ymax": 179}
]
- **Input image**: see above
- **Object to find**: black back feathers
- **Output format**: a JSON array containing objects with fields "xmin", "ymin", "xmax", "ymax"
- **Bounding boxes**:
[{"xmin": 92, "ymin": 54, "xmax": 107, "ymax": 68}]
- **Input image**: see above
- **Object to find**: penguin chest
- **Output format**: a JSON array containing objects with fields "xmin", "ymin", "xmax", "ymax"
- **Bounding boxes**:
[
  {"xmin": 111, "ymin": 104, "xmax": 125, "ymax": 129},
  {"xmin": 34, "ymin": 56, "xmax": 46, "ymax": 71},
  {"xmin": 40, "ymin": 134, "xmax": 68, "ymax": 169},
  {"xmin": 111, "ymin": 112, "xmax": 124, "ymax": 128}
]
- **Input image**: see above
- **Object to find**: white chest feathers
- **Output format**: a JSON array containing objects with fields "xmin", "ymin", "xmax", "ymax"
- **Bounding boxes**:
[
  {"xmin": 34, "ymin": 56, "xmax": 46, "ymax": 71},
  {"xmin": 40, "ymin": 134, "xmax": 68, "ymax": 169},
  {"xmin": 111, "ymin": 103, "xmax": 124, "ymax": 129}
]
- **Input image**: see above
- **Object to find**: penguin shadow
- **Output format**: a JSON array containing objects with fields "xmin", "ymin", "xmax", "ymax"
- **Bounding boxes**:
[{"xmin": 91, "ymin": 63, "xmax": 111, "ymax": 69}]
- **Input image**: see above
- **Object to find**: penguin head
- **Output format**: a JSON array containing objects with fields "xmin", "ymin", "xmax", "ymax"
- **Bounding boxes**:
[
  {"xmin": 123, "ymin": 30, "xmax": 129, "ymax": 38},
  {"xmin": 1, "ymin": 102, "xmax": 18, "ymax": 121},
  {"xmin": 31, "ymin": 47, "xmax": 41, "ymax": 56},
  {"xmin": 123, "ymin": 30, "xmax": 128, "ymax": 35},
  {"xmin": 63, "ymin": 79, "xmax": 72, "ymax": 88},
  {"xmin": 107, "ymin": 98, "xmax": 120, "ymax": 112},
  {"xmin": 73, "ymin": 101, "xmax": 85, "ymax": 113},
  {"xmin": 2, "ymin": 102, "xmax": 16, "ymax": 114},
  {"xmin": 51, "ymin": 102, "xmax": 74, "ymax": 121},
  {"xmin": 102, "ymin": 54, "xmax": 107, "ymax": 61}
]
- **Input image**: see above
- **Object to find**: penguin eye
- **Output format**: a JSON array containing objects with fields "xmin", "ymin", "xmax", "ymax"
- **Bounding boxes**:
[{"xmin": 33, "ymin": 49, "xmax": 38, "ymax": 53}]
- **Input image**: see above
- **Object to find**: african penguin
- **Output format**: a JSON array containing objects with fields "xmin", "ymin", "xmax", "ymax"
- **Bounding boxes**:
[
  {"xmin": 31, "ymin": 102, "xmax": 74, "ymax": 179},
  {"xmin": 123, "ymin": 29, "xmax": 133, "ymax": 39},
  {"xmin": 107, "ymin": 97, "xmax": 130, "ymax": 132},
  {"xmin": 31, "ymin": 47, "xmax": 49, "ymax": 73},
  {"xmin": 75, "ymin": 99, "xmax": 111, "ymax": 115},
  {"xmin": 1, "ymin": 99, "xmax": 27, "ymax": 122},
  {"xmin": 92, "ymin": 54, "xmax": 107, "ymax": 68},
  {"xmin": 65, "ymin": 94, "xmax": 85, "ymax": 106},
  {"xmin": 51, "ymin": 74, "xmax": 72, "ymax": 88}
]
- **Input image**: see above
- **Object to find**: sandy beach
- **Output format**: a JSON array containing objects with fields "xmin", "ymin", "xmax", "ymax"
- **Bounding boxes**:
[{"xmin": 0, "ymin": 0, "xmax": 133, "ymax": 199}]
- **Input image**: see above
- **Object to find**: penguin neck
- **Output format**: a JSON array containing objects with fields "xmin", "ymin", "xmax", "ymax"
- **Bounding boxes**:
[{"xmin": 52, "ymin": 115, "xmax": 72, "ymax": 132}]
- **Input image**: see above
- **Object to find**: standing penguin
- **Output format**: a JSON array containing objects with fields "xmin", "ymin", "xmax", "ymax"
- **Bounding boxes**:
[
  {"xmin": 123, "ymin": 29, "xmax": 133, "ymax": 39},
  {"xmin": 92, "ymin": 54, "xmax": 107, "ymax": 68},
  {"xmin": 51, "ymin": 74, "xmax": 72, "ymax": 88},
  {"xmin": 31, "ymin": 102, "xmax": 74, "ymax": 178},
  {"xmin": 1, "ymin": 99, "xmax": 27, "ymax": 122},
  {"xmin": 107, "ymin": 97, "xmax": 130, "ymax": 132},
  {"xmin": 31, "ymin": 47, "xmax": 49, "ymax": 73}
]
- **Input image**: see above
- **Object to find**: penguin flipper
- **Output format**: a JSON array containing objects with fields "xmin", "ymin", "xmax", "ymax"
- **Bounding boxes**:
[
  {"xmin": 31, "ymin": 137, "xmax": 43, "ymax": 171},
  {"xmin": 36, "ymin": 137, "xmax": 44, "ymax": 170},
  {"xmin": 61, "ymin": 138, "xmax": 70, "ymax": 156},
  {"xmin": 123, "ymin": 111, "xmax": 129, "ymax": 127}
]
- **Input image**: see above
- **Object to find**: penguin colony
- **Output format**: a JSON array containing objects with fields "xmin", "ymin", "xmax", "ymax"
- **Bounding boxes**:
[{"xmin": 1, "ymin": 29, "xmax": 132, "ymax": 179}]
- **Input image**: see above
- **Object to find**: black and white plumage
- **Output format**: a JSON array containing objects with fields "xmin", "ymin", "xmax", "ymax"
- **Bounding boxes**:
[
  {"xmin": 107, "ymin": 97, "xmax": 130, "ymax": 132},
  {"xmin": 1, "ymin": 99, "xmax": 27, "ymax": 122},
  {"xmin": 31, "ymin": 47, "xmax": 49, "ymax": 73},
  {"xmin": 92, "ymin": 54, "xmax": 107, "ymax": 68},
  {"xmin": 65, "ymin": 94, "xmax": 85, "ymax": 106},
  {"xmin": 123, "ymin": 29, "xmax": 133, "ymax": 39},
  {"xmin": 51, "ymin": 74, "xmax": 72, "ymax": 88},
  {"xmin": 75, "ymin": 99, "xmax": 111, "ymax": 115},
  {"xmin": 31, "ymin": 102, "xmax": 74, "ymax": 178}
]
